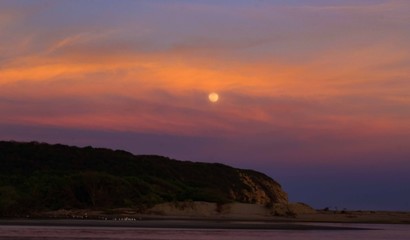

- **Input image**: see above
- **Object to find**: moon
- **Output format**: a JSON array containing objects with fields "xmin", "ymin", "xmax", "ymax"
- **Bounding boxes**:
[{"xmin": 208, "ymin": 92, "xmax": 219, "ymax": 103}]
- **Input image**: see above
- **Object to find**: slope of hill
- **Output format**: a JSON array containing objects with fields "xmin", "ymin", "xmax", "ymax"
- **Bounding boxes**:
[{"xmin": 0, "ymin": 141, "xmax": 288, "ymax": 217}]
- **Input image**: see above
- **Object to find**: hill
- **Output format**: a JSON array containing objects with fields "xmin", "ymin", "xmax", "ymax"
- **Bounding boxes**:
[{"xmin": 0, "ymin": 141, "xmax": 288, "ymax": 217}]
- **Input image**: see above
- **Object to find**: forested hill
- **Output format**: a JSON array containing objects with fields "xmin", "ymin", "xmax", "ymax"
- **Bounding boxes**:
[{"xmin": 0, "ymin": 141, "xmax": 288, "ymax": 216}]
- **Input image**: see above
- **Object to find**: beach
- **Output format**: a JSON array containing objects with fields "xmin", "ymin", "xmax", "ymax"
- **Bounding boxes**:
[
  {"xmin": 2, "ymin": 203, "xmax": 409, "ymax": 230},
  {"xmin": 0, "ymin": 219, "xmax": 373, "ymax": 231}
]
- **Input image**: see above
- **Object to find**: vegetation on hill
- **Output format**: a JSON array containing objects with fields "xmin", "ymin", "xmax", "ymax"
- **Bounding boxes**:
[{"xmin": 0, "ymin": 141, "xmax": 286, "ymax": 216}]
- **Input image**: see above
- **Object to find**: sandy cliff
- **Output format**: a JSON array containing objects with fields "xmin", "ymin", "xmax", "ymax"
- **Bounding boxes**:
[{"xmin": 231, "ymin": 170, "xmax": 288, "ymax": 205}]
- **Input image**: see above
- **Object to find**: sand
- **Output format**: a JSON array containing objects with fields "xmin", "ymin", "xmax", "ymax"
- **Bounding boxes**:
[
  {"xmin": 0, "ymin": 219, "xmax": 374, "ymax": 230},
  {"xmin": 295, "ymin": 210, "xmax": 410, "ymax": 224},
  {"xmin": 143, "ymin": 202, "xmax": 410, "ymax": 224},
  {"xmin": 2, "ymin": 202, "xmax": 409, "ymax": 228}
]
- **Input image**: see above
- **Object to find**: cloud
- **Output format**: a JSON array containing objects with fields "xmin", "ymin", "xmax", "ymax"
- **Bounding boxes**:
[
  {"xmin": 1, "ymin": 0, "xmax": 410, "ymax": 211},
  {"xmin": 0, "ymin": 0, "xmax": 409, "ymax": 153}
]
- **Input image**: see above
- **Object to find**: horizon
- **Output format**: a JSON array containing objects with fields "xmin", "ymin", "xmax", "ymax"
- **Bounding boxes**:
[{"xmin": 1, "ymin": 0, "xmax": 409, "ymax": 211}]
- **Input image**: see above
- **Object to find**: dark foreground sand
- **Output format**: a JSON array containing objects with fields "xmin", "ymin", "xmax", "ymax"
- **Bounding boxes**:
[{"xmin": 0, "ymin": 219, "xmax": 373, "ymax": 230}]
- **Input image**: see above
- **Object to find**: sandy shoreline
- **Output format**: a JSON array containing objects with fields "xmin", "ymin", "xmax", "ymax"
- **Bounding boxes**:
[
  {"xmin": 0, "ymin": 219, "xmax": 376, "ymax": 230},
  {"xmin": 1, "ymin": 203, "xmax": 409, "ymax": 229},
  {"xmin": 19, "ymin": 202, "xmax": 409, "ymax": 225}
]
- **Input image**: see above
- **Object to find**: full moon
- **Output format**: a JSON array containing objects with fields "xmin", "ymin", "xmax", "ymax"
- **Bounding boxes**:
[{"xmin": 208, "ymin": 92, "xmax": 219, "ymax": 103}]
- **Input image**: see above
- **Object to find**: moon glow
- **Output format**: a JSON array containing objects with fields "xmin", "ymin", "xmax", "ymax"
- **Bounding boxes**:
[{"xmin": 208, "ymin": 92, "xmax": 219, "ymax": 103}]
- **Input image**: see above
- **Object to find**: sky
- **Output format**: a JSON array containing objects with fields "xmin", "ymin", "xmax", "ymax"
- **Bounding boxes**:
[{"xmin": 1, "ymin": 0, "xmax": 409, "ymax": 210}]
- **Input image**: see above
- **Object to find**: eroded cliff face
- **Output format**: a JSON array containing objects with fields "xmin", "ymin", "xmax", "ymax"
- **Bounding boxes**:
[{"xmin": 229, "ymin": 170, "xmax": 288, "ymax": 205}]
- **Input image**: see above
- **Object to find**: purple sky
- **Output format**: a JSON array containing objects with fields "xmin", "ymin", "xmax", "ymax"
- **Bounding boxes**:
[{"xmin": 1, "ymin": 0, "xmax": 410, "ymax": 210}]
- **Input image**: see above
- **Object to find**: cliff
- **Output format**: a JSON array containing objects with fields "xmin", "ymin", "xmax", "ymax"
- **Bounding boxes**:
[{"xmin": 0, "ymin": 141, "xmax": 289, "ymax": 216}]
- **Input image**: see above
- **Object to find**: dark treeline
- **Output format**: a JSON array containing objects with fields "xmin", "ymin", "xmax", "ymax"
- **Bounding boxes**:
[{"xmin": 0, "ymin": 141, "xmax": 276, "ymax": 216}]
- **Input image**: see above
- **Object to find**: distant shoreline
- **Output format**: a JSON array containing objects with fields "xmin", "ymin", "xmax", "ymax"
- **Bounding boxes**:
[
  {"xmin": 1, "ymin": 204, "xmax": 410, "ymax": 226},
  {"xmin": 0, "ymin": 219, "xmax": 375, "ymax": 231},
  {"xmin": 8, "ymin": 202, "xmax": 408, "ymax": 225},
  {"xmin": 1, "ymin": 209, "xmax": 410, "ymax": 230}
]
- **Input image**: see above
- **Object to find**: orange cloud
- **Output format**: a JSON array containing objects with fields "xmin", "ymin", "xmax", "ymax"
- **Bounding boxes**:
[{"xmin": 1, "ymin": 0, "xmax": 409, "ymax": 142}]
